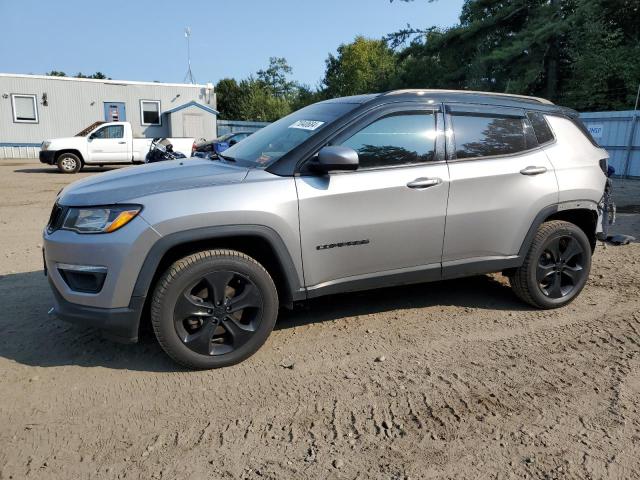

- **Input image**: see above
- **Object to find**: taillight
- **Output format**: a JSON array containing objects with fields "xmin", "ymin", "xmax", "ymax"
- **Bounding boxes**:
[{"xmin": 192, "ymin": 141, "xmax": 196, "ymax": 155}]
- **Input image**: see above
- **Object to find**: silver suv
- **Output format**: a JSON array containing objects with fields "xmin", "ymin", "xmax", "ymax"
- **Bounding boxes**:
[{"xmin": 43, "ymin": 90, "xmax": 611, "ymax": 369}]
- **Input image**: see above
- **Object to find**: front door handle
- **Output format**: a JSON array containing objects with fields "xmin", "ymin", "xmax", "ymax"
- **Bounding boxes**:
[
  {"xmin": 520, "ymin": 166, "xmax": 547, "ymax": 176},
  {"xmin": 407, "ymin": 177, "xmax": 442, "ymax": 189},
  {"xmin": 118, "ymin": 141, "xmax": 126, "ymax": 144}
]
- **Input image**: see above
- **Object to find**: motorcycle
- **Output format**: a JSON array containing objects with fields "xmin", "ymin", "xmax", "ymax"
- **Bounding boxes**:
[{"xmin": 145, "ymin": 138, "xmax": 187, "ymax": 163}]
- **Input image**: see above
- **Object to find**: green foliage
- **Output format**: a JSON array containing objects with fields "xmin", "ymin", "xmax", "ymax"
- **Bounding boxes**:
[
  {"xmin": 386, "ymin": 0, "xmax": 640, "ymax": 110},
  {"xmin": 217, "ymin": 0, "xmax": 639, "ymax": 121},
  {"xmin": 322, "ymin": 36, "xmax": 397, "ymax": 97},
  {"xmin": 46, "ymin": 70, "xmax": 110, "ymax": 79},
  {"xmin": 215, "ymin": 78, "xmax": 244, "ymax": 120},
  {"xmin": 257, "ymin": 57, "xmax": 297, "ymax": 98},
  {"xmin": 215, "ymin": 58, "xmax": 318, "ymax": 122}
]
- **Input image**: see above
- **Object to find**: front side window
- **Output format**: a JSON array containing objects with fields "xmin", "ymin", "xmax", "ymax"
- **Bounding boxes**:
[
  {"xmin": 11, "ymin": 94, "xmax": 38, "ymax": 123},
  {"xmin": 92, "ymin": 125, "xmax": 124, "ymax": 139},
  {"xmin": 341, "ymin": 113, "xmax": 437, "ymax": 169},
  {"xmin": 452, "ymin": 114, "xmax": 527, "ymax": 159},
  {"xmin": 141, "ymin": 100, "xmax": 161, "ymax": 125}
]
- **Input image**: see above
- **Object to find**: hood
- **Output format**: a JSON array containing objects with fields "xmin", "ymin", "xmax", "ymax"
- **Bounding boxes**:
[
  {"xmin": 48, "ymin": 136, "xmax": 84, "ymax": 146},
  {"xmin": 58, "ymin": 158, "xmax": 250, "ymax": 206}
]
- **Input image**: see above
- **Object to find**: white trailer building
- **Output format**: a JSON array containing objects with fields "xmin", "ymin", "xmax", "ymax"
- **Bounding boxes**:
[{"xmin": 0, "ymin": 73, "xmax": 218, "ymax": 159}]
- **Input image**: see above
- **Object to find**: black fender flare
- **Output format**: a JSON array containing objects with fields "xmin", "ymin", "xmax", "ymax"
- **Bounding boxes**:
[
  {"xmin": 130, "ymin": 224, "xmax": 305, "ymax": 304},
  {"xmin": 517, "ymin": 200, "xmax": 599, "ymax": 258}
]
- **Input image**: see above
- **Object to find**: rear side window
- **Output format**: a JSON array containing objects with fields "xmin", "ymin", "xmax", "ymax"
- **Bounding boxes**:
[
  {"xmin": 451, "ymin": 114, "xmax": 527, "ymax": 159},
  {"xmin": 341, "ymin": 113, "xmax": 437, "ymax": 169},
  {"xmin": 527, "ymin": 112, "xmax": 555, "ymax": 145}
]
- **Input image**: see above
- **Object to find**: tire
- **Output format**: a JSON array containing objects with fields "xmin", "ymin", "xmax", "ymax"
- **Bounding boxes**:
[
  {"xmin": 56, "ymin": 153, "xmax": 82, "ymax": 174},
  {"xmin": 151, "ymin": 249, "xmax": 278, "ymax": 369},
  {"xmin": 510, "ymin": 220, "xmax": 592, "ymax": 309}
]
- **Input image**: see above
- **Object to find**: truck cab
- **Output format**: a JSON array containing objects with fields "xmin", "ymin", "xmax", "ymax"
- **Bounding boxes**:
[{"xmin": 39, "ymin": 122, "xmax": 195, "ymax": 173}]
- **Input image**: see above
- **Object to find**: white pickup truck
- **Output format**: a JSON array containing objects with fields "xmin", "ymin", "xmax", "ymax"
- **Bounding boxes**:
[{"xmin": 39, "ymin": 121, "xmax": 195, "ymax": 173}]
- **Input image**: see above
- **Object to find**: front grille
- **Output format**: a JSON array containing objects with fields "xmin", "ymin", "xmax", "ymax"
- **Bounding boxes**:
[{"xmin": 47, "ymin": 204, "xmax": 65, "ymax": 233}]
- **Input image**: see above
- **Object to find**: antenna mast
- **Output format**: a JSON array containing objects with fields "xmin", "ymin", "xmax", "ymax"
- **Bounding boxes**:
[{"xmin": 183, "ymin": 27, "xmax": 195, "ymax": 84}]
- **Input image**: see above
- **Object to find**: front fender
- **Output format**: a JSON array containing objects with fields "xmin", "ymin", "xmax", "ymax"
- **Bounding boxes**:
[{"xmin": 130, "ymin": 225, "xmax": 306, "ymax": 303}]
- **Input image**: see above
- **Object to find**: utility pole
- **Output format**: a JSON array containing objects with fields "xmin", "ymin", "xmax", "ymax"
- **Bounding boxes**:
[{"xmin": 183, "ymin": 27, "xmax": 196, "ymax": 84}]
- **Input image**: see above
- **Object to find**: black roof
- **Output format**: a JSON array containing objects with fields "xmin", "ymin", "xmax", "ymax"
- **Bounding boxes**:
[{"xmin": 322, "ymin": 89, "xmax": 572, "ymax": 114}]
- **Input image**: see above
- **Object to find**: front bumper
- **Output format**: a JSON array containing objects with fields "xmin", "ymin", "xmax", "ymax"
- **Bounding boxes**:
[
  {"xmin": 40, "ymin": 150, "xmax": 56, "ymax": 165},
  {"xmin": 49, "ymin": 278, "xmax": 144, "ymax": 343}
]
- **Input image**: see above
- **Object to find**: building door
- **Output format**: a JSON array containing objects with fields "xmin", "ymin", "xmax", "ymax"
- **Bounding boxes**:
[
  {"xmin": 183, "ymin": 114, "xmax": 203, "ymax": 138},
  {"xmin": 103, "ymin": 102, "xmax": 126, "ymax": 122}
]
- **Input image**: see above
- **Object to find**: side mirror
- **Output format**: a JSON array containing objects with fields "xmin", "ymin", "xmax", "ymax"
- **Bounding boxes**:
[
  {"xmin": 229, "ymin": 139, "xmax": 238, "ymax": 146},
  {"xmin": 88, "ymin": 134, "xmax": 95, "ymax": 140},
  {"xmin": 315, "ymin": 146, "xmax": 359, "ymax": 173}
]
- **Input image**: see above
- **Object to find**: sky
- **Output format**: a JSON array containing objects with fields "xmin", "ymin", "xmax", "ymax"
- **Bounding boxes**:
[{"xmin": 0, "ymin": 0, "xmax": 464, "ymax": 87}]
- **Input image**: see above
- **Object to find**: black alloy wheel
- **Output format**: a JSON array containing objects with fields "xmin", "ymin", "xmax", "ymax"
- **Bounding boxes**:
[
  {"xmin": 174, "ymin": 271, "xmax": 263, "ymax": 356},
  {"xmin": 151, "ymin": 250, "xmax": 279, "ymax": 369},
  {"xmin": 536, "ymin": 235, "xmax": 586, "ymax": 299},
  {"xmin": 510, "ymin": 220, "xmax": 592, "ymax": 309}
]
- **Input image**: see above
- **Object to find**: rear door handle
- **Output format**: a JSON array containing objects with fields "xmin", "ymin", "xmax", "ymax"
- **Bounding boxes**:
[
  {"xmin": 520, "ymin": 166, "xmax": 547, "ymax": 176},
  {"xmin": 407, "ymin": 177, "xmax": 442, "ymax": 189},
  {"xmin": 118, "ymin": 141, "xmax": 126, "ymax": 144}
]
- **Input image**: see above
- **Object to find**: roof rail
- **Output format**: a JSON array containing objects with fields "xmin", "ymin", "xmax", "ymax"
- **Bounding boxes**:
[{"xmin": 383, "ymin": 89, "xmax": 554, "ymax": 105}]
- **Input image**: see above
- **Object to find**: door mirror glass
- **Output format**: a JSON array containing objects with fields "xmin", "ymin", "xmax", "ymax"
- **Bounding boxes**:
[{"xmin": 315, "ymin": 146, "xmax": 359, "ymax": 172}]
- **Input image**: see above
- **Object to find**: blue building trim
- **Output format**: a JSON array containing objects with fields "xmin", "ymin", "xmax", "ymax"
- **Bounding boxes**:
[
  {"xmin": 163, "ymin": 101, "xmax": 219, "ymax": 116},
  {"xmin": 0, "ymin": 142, "xmax": 41, "ymax": 147}
]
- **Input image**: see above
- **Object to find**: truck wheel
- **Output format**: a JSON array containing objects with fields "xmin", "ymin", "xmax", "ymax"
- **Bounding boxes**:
[
  {"xmin": 56, "ymin": 153, "xmax": 82, "ymax": 174},
  {"xmin": 151, "ymin": 249, "xmax": 279, "ymax": 369},
  {"xmin": 510, "ymin": 220, "xmax": 591, "ymax": 309}
]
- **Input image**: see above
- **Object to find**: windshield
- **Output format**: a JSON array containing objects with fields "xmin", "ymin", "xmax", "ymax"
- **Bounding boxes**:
[
  {"xmin": 215, "ymin": 133, "xmax": 234, "ymax": 142},
  {"xmin": 220, "ymin": 102, "xmax": 357, "ymax": 168}
]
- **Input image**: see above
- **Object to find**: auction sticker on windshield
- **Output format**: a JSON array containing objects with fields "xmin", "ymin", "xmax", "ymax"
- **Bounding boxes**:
[{"xmin": 289, "ymin": 120, "xmax": 325, "ymax": 131}]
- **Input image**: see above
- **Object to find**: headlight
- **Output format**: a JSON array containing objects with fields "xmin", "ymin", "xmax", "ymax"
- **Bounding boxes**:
[
  {"xmin": 62, "ymin": 205, "xmax": 142, "ymax": 233},
  {"xmin": 41, "ymin": 141, "xmax": 51, "ymax": 151}
]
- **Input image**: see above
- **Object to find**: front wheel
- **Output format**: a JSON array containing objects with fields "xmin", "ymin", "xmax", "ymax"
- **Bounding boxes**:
[
  {"xmin": 56, "ymin": 153, "xmax": 82, "ymax": 174},
  {"xmin": 151, "ymin": 250, "xmax": 279, "ymax": 369},
  {"xmin": 510, "ymin": 220, "xmax": 592, "ymax": 309}
]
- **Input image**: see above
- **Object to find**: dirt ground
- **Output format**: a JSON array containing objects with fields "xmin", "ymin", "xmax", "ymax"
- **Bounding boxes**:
[{"xmin": 1, "ymin": 160, "xmax": 640, "ymax": 480}]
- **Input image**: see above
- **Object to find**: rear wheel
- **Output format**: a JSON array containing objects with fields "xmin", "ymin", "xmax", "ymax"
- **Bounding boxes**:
[
  {"xmin": 56, "ymin": 153, "xmax": 82, "ymax": 174},
  {"xmin": 151, "ymin": 250, "xmax": 278, "ymax": 369},
  {"xmin": 510, "ymin": 220, "xmax": 591, "ymax": 309}
]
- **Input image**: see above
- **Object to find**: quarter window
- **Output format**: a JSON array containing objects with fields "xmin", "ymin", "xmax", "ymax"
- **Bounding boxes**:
[
  {"xmin": 341, "ymin": 113, "xmax": 437, "ymax": 169},
  {"xmin": 140, "ymin": 100, "xmax": 161, "ymax": 125},
  {"xmin": 451, "ymin": 114, "xmax": 527, "ymax": 159},
  {"xmin": 92, "ymin": 125, "xmax": 124, "ymax": 139},
  {"xmin": 11, "ymin": 94, "xmax": 38, "ymax": 123},
  {"xmin": 527, "ymin": 112, "xmax": 555, "ymax": 145}
]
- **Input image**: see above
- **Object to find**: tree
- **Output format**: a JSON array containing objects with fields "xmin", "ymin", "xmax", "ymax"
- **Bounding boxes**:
[
  {"xmin": 322, "ymin": 36, "xmax": 397, "ymax": 97},
  {"xmin": 75, "ymin": 72, "xmax": 110, "ymax": 79},
  {"xmin": 215, "ymin": 78, "xmax": 244, "ymax": 120},
  {"xmin": 46, "ymin": 70, "xmax": 67, "ymax": 77},
  {"xmin": 257, "ymin": 57, "xmax": 297, "ymax": 98},
  {"xmin": 237, "ymin": 77, "xmax": 291, "ymax": 122},
  {"xmin": 387, "ymin": 0, "xmax": 640, "ymax": 110}
]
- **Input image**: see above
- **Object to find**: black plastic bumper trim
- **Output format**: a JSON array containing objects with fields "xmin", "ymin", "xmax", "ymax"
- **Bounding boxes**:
[{"xmin": 49, "ymin": 278, "xmax": 144, "ymax": 343}]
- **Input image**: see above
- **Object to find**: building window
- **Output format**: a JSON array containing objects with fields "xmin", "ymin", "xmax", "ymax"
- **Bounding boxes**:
[
  {"xmin": 140, "ymin": 100, "xmax": 161, "ymax": 126},
  {"xmin": 11, "ymin": 94, "xmax": 38, "ymax": 123}
]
